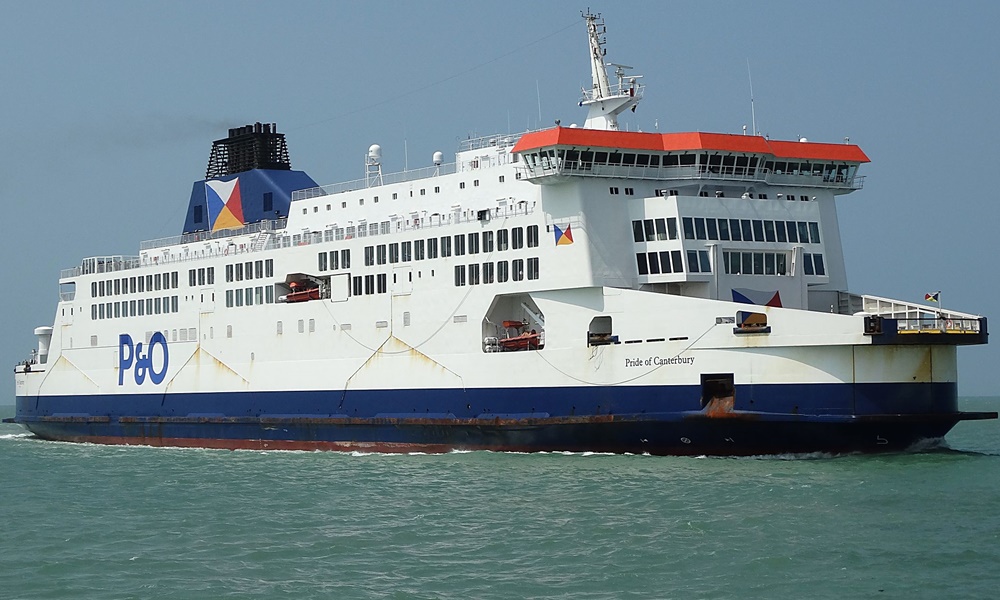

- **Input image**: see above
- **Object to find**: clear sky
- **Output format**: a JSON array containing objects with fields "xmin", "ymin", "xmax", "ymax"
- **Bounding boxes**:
[{"xmin": 1, "ymin": 0, "xmax": 998, "ymax": 399}]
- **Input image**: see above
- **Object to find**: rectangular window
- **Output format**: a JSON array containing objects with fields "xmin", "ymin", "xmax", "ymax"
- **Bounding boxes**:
[
  {"xmin": 189, "ymin": 270, "xmax": 196, "ymax": 287},
  {"xmin": 765, "ymin": 253, "xmax": 776, "ymax": 275},
  {"xmin": 775, "ymin": 222, "xmax": 787, "ymax": 242},
  {"xmin": 378, "ymin": 244, "xmax": 388, "ymax": 265},
  {"xmin": 454, "ymin": 265, "xmax": 466, "ymax": 286},
  {"xmin": 752, "ymin": 220, "xmax": 765, "ymax": 242},
  {"xmin": 764, "ymin": 220, "xmax": 776, "ymax": 242},
  {"xmin": 512, "ymin": 259, "xmax": 524, "ymax": 281},
  {"xmin": 137, "ymin": 301, "xmax": 144, "ymax": 316},
  {"xmin": 647, "ymin": 251, "xmax": 660, "ymax": 274},
  {"xmin": 412, "ymin": 239, "xmax": 424, "ymax": 261},
  {"xmin": 803, "ymin": 254, "xmax": 816, "ymax": 275},
  {"xmin": 244, "ymin": 287, "xmax": 253, "ymax": 306},
  {"xmin": 482, "ymin": 231, "xmax": 494, "ymax": 253},
  {"xmin": 364, "ymin": 274, "xmax": 375, "ymax": 294},
  {"xmin": 695, "ymin": 218, "xmax": 707, "ymax": 240},
  {"xmin": 729, "ymin": 218, "xmax": 742, "ymax": 241},
  {"xmin": 682, "ymin": 217, "xmax": 695, "ymax": 240},
  {"xmin": 706, "ymin": 219, "xmax": 719, "ymax": 241},
  {"xmin": 377, "ymin": 273, "xmax": 387, "ymax": 293},
  {"xmin": 352, "ymin": 276, "xmax": 362, "ymax": 296},
  {"xmin": 255, "ymin": 287, "xmax": 263, "ymax": 305},
  {"xmin": 482, "ymin": 261, "xmax": 494, "ymax": 283},
  {"xmin": 155, "ymin": 297, "xmax": 163, "ymax": 313},
  {"xmin": 172, "ymin": 272, "xmax": 178, "ymax": 288},
  {"xmin": 402, "ymin": 241, "xmax": 412, "ymax": 262},
  {"xmin": 813, "ymin": 254, "xmax": 826, "ymax": 275},
  {"xmin": 659, "ymin": 251, "xmax": 673, "ymax": 273},
  {"xmin": 319, "ymin": 252, "xmax": 328, "ymax": 271},
  {"xmin": 654, "ymin": 218, "xmax": 668, "ymax": 241},
  {"xmin": 667, "ymin": 217, "xmax": 678, "ymax": 240},
  {"xmin": 786, "ymin": 221, "xmax": 799, "ymax": 243},
  {"xmin": 340, "ymin": 250, "xmax": 350, "ymax": 269},
  {"xmin": 798, "ymin": 222, "xmax": 810, "ymax": 244},
  {"xmin": 776, "ymin": 253, "xmax": 788, "ymax": 275},
  {"xmin": 527, "ymin": 225, "xmax": 539, "ymax": 248},
  {"xmin": 235, "ymin": 289, "xmax": 243, "ymax": 307},
  {"xmin": 687, "ymin": 250, "xmax": 700, "ymax": 273},
  {"xmin": 497, "ymin": 229, "xmax": 509, "ymax": 251},
  {"xmin": 699, "ymin": 251, "xmax": 711, "ymax": 273},
  {"xmin": 512, "ymin": 227, "xmax": 524, "ymax": 249},
  {"xmin": 741, "ymin": 220, "xmax": 754, "ymax": 242},
  {"xmin": 809, "ymin": 222, "xmax": 821, "ymax": 244},
  {"xmin": 428, "ymin": 237, "xmax": 438, "ymax": 259},
  {"xmin": 130, "ymin": 277, "xmax": 137, "ymax": 293},
  {"xmin": 365, "ymin": 246, "xmax": 375, "ymax": 266},
  {"xmin": 637, "ymin": 253, "xmax": 649, "ymax": 275},
  {"xmin": 265, "ymin": 259, "xmax": 274, "ymax": 278},
  {"xmin": 469, "ymin": 263, "xmax": 480, "ymax": 285},
  {"xmin": 497, "ymin": 260, "xmax": 509, "ymax": 282},
  {"xmin": 632, "ymin": 220, "xmax": 644, "ymax": 243},
  {"xmin": 671, "ymin": 250, "xmax": 683, "ymax": 273},
  {"xmin": 467, "ymin": 233, "xmax": 479, "ymax": 254},
  {"xmin": 235, "ymin": 264, "xmax": 243, "ymax": 282},
  {"xmin": 454, "ymin": 235, "xmax": 465, "ymax": 256},
  {"xmin": 389, "ymin": 243, "xmax": 399, "ymax": 263},
  {"xmin": 527, "ymin": 257, "xmax": 539, "ymax": 280},
  {"xmin": 644, "ymin": 219, "xmax": 656, "ymax": 242}
]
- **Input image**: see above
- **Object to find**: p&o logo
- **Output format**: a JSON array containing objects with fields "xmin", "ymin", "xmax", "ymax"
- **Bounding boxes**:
[{"xmin": 119, "ymin": 332, "xmax": 169, "ymax": 386}]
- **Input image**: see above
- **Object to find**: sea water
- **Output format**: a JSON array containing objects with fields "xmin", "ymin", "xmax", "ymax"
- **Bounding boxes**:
[{"xmin": 1, "ymin": 398, "xmax": 998, "ymax": 600}]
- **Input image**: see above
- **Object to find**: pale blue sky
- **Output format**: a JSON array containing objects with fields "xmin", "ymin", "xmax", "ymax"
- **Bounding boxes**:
[{"xmin": 2, "ymin": 1, "xmax": 998, "ymax": 398}]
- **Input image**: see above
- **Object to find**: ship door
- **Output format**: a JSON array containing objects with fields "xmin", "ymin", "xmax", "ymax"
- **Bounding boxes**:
[
  {"xmin": 392, "ymin": 267, "xmax": 413, "ymax": 296},
  {"xmin": 199, "ymin": 287, "xmax": 215, "ymax": 313},
  {"xmin": 701, "ymin": 373, "xmax": 735, "ymax": 414}
]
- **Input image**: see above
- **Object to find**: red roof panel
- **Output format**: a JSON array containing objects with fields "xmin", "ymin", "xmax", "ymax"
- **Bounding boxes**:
[{"xmin": 511, "ymin": 127, "xmax": 870, "ymax": 163}]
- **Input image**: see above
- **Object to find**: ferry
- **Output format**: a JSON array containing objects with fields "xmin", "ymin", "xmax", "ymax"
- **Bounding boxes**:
[{"xmin": 11, "ymin": 13, "xmax": 994, "ymax": 454}]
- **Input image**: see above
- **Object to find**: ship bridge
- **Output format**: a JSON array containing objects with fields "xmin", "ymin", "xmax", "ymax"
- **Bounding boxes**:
[{"xmin": 511, "ymin": 128, "xmax": 869, "ymax": 193}]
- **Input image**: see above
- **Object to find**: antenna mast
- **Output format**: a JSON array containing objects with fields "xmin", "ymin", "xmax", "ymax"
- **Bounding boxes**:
[
  {"xmin": 579, "ymin": 11, "xmax": 643, "ymax": 131},
  {"xmin": 747, "ymin": 59, "xmax": 757, "ymax": 136}
]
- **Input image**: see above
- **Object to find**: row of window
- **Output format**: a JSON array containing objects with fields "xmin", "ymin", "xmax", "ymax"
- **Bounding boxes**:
[
  {"xmin": 187, "ymin": 267, "xmax": 216, "ymax": 287},
  {"xmin": 318, "ymin": 249, "xmax": 352, "ymax": 271},
  {"xmin": 359, "ymin": 227, "xmax": 540, "ymax": 268},
  {"xmin": 91, "ymin": 271, "xmax": 179, "ymax": 298},
  {"xmin": 91, "ymin": 296, "xmax": 179, "ymax": 320},
  {"xmin": 225, "ymin": 286, "xmax": 277, "ymax": 308},
  {"xmin": 635, "ymin": 250, "xmax": 711, "ymax": 276},
  {"xmin": 525, "ymin": 148, "xmax": 856, "ymax": 181},
  {"xmin": 631, "ymin": 218, "xmax": 821, "ymax": 245},
  {"xmin": 684, "ymin": 217, "xmax": 820, "ymax": 244},
  {"xmin": 455, "ymin": 258, "xmax": 539, "ymax": 286},
  {"xmin": 225, "ymin": 259, "xmax": 275, "ymax": 283},
  {"xmin": 721, "ymin": 251, "xmax": 826, "ymax": 276}
]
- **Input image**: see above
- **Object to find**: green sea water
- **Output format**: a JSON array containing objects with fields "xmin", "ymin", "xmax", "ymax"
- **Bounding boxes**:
[{"xmin": 1, "ymin": 398, "xmax": 998, "ymax": 600}]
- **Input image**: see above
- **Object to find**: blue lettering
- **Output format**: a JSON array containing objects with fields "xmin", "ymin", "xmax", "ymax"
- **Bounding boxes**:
[{"xmin": 118, "ymin": 332, "xmax": 169, "ymax": 386}]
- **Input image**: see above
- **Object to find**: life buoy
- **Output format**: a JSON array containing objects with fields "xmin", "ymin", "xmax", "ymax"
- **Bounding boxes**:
[{"xmin": 945, "ymin": 319, "xmax": 954, "ymax": 330}]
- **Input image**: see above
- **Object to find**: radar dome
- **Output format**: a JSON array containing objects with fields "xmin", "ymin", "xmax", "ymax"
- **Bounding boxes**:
[
  {"xmin": 368, "ymin": 144, "xmax": 382, "ymax": 163},
  {"xmin": 433, "ymin": 151, "xmax": 443, "ymax": 165}
]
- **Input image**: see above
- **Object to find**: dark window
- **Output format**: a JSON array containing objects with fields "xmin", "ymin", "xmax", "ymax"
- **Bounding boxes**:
[
  {"xmin": 695, "ymin": 218, "xmax": 707, "ymax": 240},
  {"xmin": 527, "ymin": 225, "xmax": 539, "ymax": 248},
  {"xmin": 377, "ymin": 273, "xmax": 387, "ymax": 293},
  {"xmin": 647, "ymin": 252, "xmax": 660, "ymax": 274},
  {"xmin": 659, "ymin": 251, "xmax": 673, "ymax": 273},
  {"xmin": 667, "ymin": 218, "xmax": 678, "ymax": 240},
  {"xmin": 671, "ymin": 250, "xmax": 684, "ymax": 273},
  {"xmin": 469, "ymin": 263, "xmax": 480, "ymax": 285},
  {"xmin": 809, "ymin": 222, "xmax": 821, "ymax": 244},
  {"xmin": 467, "ymin": 233, "xmax": 479, "ymax": 254},
  {"xmin": 512, "ymin": 227, "xmax": 524, "ymax": 249},
  {"xmin": 454, "ymin": 235, "xmax": 465, "ymax": 256},
  {"xmin": 402, "ymin": 241, "xmax": 412, "ymax": 262},
  {"xmin": 364, "ymin": 274, "xmax": 375, "ymax": 294},
  {"xmin": 706, "ymin": 219, "xmax": 719, "ymax": 241},
  {"xmin": 482, "ymin": 231, "xmax": 494, "ymax": 253},
  {"xmin": 687, "ymin": 250, "xmax": 700, "ymax": 273},
  {"xmin": 786, "ymin": 221, "xmax": 799, "ymax": 243},
  {"xmin": 813, "ymin": 254, "xmax": 826, "ymax": 275},
  {"xmin": 497, "ymin": 229, "xmax": 509, "ymax": 251},
  {"xmin": 340, "ymin": 251, "xmax": 350, "ymax": 269},
  {"xmin": 632, "ymin": 220, "xmax": 644, "ymax": 243},
  {"xmin": 637, "ymin": 253, "xmax": 649, "ymax": 275},
  {"xmin": 389, "ymin": 243, "xmax": 399, "ymax": 263},
  {"xmin": 483, "ymin": 262, "xmax": 494, "ymax": 284},
  {"xmin": 454, "ymin": 265, "xmax": 466, "ymax": 286},
  {"xmin": 776, "ymin": 223, "xmax": 787, "ymax": 242},
  {"xmin": 527, "ymin": 257, "xmax": 539, "ymax": 280},
  {"xmin": 682, "ymin": 217, "xmax": 695, "ymax": 240},
  {"xmin": 512, "ymin": 259, "xmax": 524, "ymax": 281},
  {"xmin": 729, "ymin": 219, "xmax": 742, "ymax": 241},
  {"xmin": 428, "ymin": 237, "xmax": 438, "ymax": 259},
  {"xmin": 752, "ymin": 220, "xmax": 764, "ymax": 242},
  {"xmin": 798, "ymin": 222, "xmax": 810, "ymax": 243},
  {"xmin": 764, "ymin": 221, "xmax": 776, "ymax": 242},
  {"xmin": 497, "ymin": 261, "xmax": 509, "ymax": 282},
  {"xmin": 414, "ymin": 239, "xmax": 424, "ymax": 261},
  {"xmin": 365, "ymin": 246, "xmax": 375, "ymax": 266},
  {"xmin": 741, "ymin": 220, "xmax": 753, "ymax": 242},
  {"xmin": 655, "ymin": 218, "xmax": 668, "ymax": 241}
]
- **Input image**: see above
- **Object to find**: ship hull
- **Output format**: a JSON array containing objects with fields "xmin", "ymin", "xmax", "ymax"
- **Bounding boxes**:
[{"xmin": 14, "ymin": 382, "xmax": 994, "ymax": 455}]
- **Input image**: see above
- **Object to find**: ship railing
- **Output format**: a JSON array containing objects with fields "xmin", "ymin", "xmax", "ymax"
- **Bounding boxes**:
[
  {"xmin": 518, "ymin": 162, "xmax": 864, "ymax": 190},
  {"xmin": 293, "ymin": 163, "xmax": 459, "ymax": 201},
  {"xmin": 580, "ymin": 81, "xmax": 644, "ymax": 103},
  {"xmin": 139, "ymin": 218, "xmax": 288, "ymax": 251},
  {"xmin": 836, "ymin": 292, "xmax": 982, "ymax": 333},
  {"xmin": 262, "ymin": 201, "xmax": 538, "ymax": 251},
  {"xmin": 457, "ymin": 132, "xmax": 525, "ymax": 153},
  {"xmin": 61, "ymin": 255, "xmax": 142, "ymax": 278}
]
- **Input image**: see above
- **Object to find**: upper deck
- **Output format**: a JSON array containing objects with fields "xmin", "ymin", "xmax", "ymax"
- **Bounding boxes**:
[{"xmin": 512, "ymin": 128, "xmax": 869, "ymax": 191}]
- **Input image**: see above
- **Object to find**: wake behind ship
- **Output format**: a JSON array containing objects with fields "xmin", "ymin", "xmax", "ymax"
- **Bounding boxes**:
[{"xmin": 11, "ymin": 13, "xmax": 994, "ymax": 455}]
